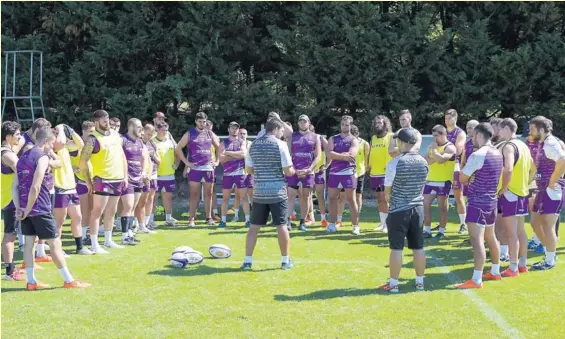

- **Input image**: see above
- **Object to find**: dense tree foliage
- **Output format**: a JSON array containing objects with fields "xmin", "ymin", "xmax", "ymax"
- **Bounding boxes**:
[{"xmin": 2, "ymin": 1, "xmax": 564, "ymax": 137}]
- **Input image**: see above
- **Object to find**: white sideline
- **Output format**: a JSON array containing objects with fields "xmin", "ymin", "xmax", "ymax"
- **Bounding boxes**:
[
  {"xmin": 429, "ymin": 256, "xmax": 524, "ymax": 339},
  {"xmin": 210, "ymin": 257, "xmax": 524, "ymax": 338}
]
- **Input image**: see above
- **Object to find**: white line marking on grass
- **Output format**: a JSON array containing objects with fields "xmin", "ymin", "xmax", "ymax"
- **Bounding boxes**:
[
  {"xmin": 429, "ymin": 256, "xmax": 524, "ymax": 339},
  {"xmin": 211, "ymin": 257, "xmax": 523, "ymax": 338}
]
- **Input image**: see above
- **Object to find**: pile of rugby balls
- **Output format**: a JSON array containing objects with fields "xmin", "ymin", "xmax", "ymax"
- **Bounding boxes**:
[{"xmin": 169, "ymin": 244, "xmax": 231, "ymax": 268}]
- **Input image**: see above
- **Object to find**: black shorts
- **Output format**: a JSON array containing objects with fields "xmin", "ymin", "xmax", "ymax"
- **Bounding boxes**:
[
  {"xmin": 356, "ymin": 175, "xmax": 365, "ymax": 194},
  {"xmin": 21, "ymin": 214, "xmax": 58, "ymax": 240},
  {"xmin": 251, "ymin": 199, "xmax": 288, "ymax": 227},
  {"xmin": 2, "ymin": 209, "xmax": 20, "ymax": 234},
  {"xmin": 387, "ymin": 205, "xmax": 424, "ymax": 250}
]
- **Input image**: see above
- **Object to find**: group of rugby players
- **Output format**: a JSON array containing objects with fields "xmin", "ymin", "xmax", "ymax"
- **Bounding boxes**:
[{"xmin": 1, "ymin": 107, "xmax": 563, "ymax": 290}]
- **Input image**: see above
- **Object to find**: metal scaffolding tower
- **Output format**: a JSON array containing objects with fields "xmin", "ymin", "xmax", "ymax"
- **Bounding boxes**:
[{"xmin": 1, "ymin": 50, "xmax": 46, "ymax": 125}]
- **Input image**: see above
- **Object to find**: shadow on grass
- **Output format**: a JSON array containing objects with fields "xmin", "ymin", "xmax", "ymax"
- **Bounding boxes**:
[
  {"xmin": 1, "ymin": 286, "xmax": 58, "ymax": 293},
  {"xmin": 148, "ymin": 264, "xmax": 277, "ymax": 277}
]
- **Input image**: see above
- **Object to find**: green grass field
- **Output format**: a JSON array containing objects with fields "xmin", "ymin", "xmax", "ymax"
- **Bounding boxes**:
[{"xmin": 2, "ymin": 208, "xmax": 564, "ymax": 339}]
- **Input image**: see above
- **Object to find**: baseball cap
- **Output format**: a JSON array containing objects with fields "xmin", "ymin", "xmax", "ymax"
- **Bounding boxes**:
[
  {"xmin": 298, "ymin": 114, "xmax": 310, "ymax": 122},
  {"xmin": 393, "ymin": 128, "xmax": 418, "ymax": 144},
  {"xmin": 154, "ymin": 112, "xmax": 166, "ymax": 119},
  {"xmin": 229, "ymin": 121, "xmax": 240, "ymax": 127}
]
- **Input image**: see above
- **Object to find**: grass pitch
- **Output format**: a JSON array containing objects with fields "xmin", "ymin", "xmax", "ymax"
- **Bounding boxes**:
[{"xmin": 2, "ymin": 208, "xmax": 564, "ymax": 338}]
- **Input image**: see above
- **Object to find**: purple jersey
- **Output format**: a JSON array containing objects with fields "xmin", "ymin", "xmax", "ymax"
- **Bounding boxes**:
[
  {"xmin": 535, "ymin": 135, "xmax": 565, "ymax": 189},
  {"xmin": 122, "ymin": 134, "xmax": 145, "ymax": 184},
  {"xmin": 187, "ymin": 128, "xmax": 213, "ymax": 169},
  {"xmin": 17, "ymin": 147, "xmax": 53, "ymax": 216},
  {"xmin": 447, "ymin": 126, "xmax": 464, "ymax": 162},
  {"xmin": 18, "ymin": 132, "xmax": 35, "ymax": 156},
  {"xmin": 223, "ymin": 137, "xmax": 245, "ymax": 175},
  {"xmin": 329, "ymin": 134, "xmax": 355, "ymax": 175},
  {"xmin": 526, "ymin": 139, "xmax": 541, "ymax": 162},
  {"xmin": 462, "ymin": 145, "xmax": 503, "ymax": 210},
  {"xmin": 144, "ymin": 140, "xmax": 158, "ymax": 178},
  {"xmin": 290, "ymin": 131, "xmax": 317, "ymax": 170},
  {"xmin": 464, "ymin": 139, "xmax": 474, "ymax": 163}
]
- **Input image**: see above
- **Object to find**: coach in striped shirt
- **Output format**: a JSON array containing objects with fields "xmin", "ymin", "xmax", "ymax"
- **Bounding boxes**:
[
  {"xmin": 379, "ymin": 128, "xmax": 429, "ymax": 293},
  {"xmin": 240, "ymin": 118, "xmax": 296, "ymax": 271}
]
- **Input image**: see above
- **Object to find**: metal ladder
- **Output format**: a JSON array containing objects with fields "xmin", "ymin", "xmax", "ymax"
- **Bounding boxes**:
[{"xmin": 1, "ymin": 50, "xmax": 46, "ymax": 126}]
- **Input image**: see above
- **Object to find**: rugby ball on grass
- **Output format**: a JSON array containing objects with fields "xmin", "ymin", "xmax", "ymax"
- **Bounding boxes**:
[
  {"xmin": 171, "ymin": 246, "xmax": 193, "ymax": 255},
  {"xmin": 209, "ymin": 244, "xmax": 231, "ymax": 259},
  {"xmin": 185, "ymin": 250, "xmax": 205, "ymax": 265},
  {"xmin": 170, "ymin": 252, "xmax": 190, "ymax": 268}
]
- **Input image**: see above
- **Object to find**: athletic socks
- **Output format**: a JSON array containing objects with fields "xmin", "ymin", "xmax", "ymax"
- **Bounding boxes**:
[
  {"xmin": 221, "ymin": 216, "xmax": 227, "ymax": 222},
  {"xmin": 415, "ymin": 276, "xmax": 424, "ymax": 285},
  {"xmin": 91, "ymin": 235, "xmax": 99, "ymax": 249},
  {"xmin": 472, "ymin": 270, "xmax": 483, "ymax": 284},
  {"xmin": 81, "ymin": 226, "xmax": 89, "ymax": 239},
  {"xmin": 149, "ymin": 214, "xmax": 155, "ymax": 224},
  {"xmin": 144, "ymin": 215, "xmax": 150, "ymax": 225},
  {"xmin": 234, "ymin": 210, "xmax": 239, "ymax": 218},
  {"xmin": 165, "ymin": 214, "xmax": 172, "ymax": 222},
  {"xmin": 5, "ymin": 263, "xmax": 14, "ymax": 276},
  {"xmin": 321, "ymin": 213, "xmax": 327, "ymax": 221},
  {"xmin": 519, "ymin": 256, "xmax": 527, "ymax": 268},
  {"xmin": 104, "ymin": 230, "xmax": 113, "ymax": 243},
  {"xmin": 379, "ymin": 212, "xmax": 388, "ymax": 224},
  {"xmin": 545, "ymin": 251, "xmax": 556, "ymax": 265},
  {"xmin": 26, "ymin": 267, "xmax": 36, "ymax": 284},
  {"xmin": 532, "ymin": 234, "xmax": 540, "ymax": 245},
  {"xmin": 245, "ymin": 215, "xmax": 250, "ymax": 222},
  {"xmin": 491, "ymin": 264, "xmax": 500, "ymax": 276},
  {"xmin": 500, "ymin": 245, "xmax": 509, "ymax": 257},
  {"xmin": 438, "ymin": 227, "xmax": 446, "ymax": 235},
  {"xmin": 337, "ymin": 215, "xmax": 343, "ymax": 222},
  {"xmin": 58, "ymin": 266, "xmax": 74, "ymax": 284},
  {"xmin": 212, "ymin": 209, "xmax": 218, "ymax": 216},
  {"xmin": 425, "ymin": 225, "xmax": 431, "ymax": 233},
  {"xmin": 244, "ymin": 256, "xmax": 252, "ymax": 264},
  {"xmin": 388, "ymin": 278, "xmax": 399, "ymax": 287},
  {"xmin": 74, "ymin": 237, "xmax": 83, "ymax": 251},
  {"xmin": 281, "ymin": 256, "xmax": 289, "ymax": 264},
  {"xmin": 36, "ymin": 243, "xmax": 46, "ymax": 257},
  {"xmin": 459, "ymin": 214, "xmax": 466, "ymax": 225},
  {"xmin": 121, "ymin": 217, "xmax": 129, "ymax": 234},
  {"xmin": 509, "ymin": 261, "xmax": 518, "ymax": 272}
]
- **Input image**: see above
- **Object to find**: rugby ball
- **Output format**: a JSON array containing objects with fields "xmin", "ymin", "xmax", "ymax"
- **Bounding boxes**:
[
  {"xmin": 209, "ymin": 244, "xmax": 232, "ymax": 259},
  {"xmin": 170, "ymin": 252, "xmax": 189, "ymax": 268},
  {"xmin": 184, "ymin": 250, "xmax": 205, "ymax": 265},
  {"xmin": 172, "ymin": 246, "xmax": 193, "ymax": 255}
]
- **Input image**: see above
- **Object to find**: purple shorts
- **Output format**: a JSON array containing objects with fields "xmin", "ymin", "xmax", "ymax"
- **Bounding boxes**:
[
  {"xmin": 498, "ymin": 192, "xmax": 529, "ymax": 217},
  {"xmin": 287, "ymin": 174, "xmax": 314, "ymax": 189},
  {"xmin": 121, "ymin": 181, "xmax": 144, "ymax": 195},
  {"xmin": 222, "ymin": 175, "xmax": 246, "ymax": 190},
  {"xmin": 244, "ymin": 175, "xmax": 254, "ymax": 188},
  {"xmin": 188, "ymin": 169, "xmax": 215, "ymax": 183},
  {"xmin": 423, "ymin": 182, "xmax": 452, "ymax": 197},
  {"xmin": 370, "ymin": 176, "xmax": 385, "ymax": 192},
  {"xmin": 75, "ymin": 178, "xmax": 89, "ymax": 196},
  {"xmin": 143, "ymin": 179, "xmax": 158, "ymax": 193},
  {"xmin": 157, "ymin": 179, "xmax": 176, "ymax": 193},
  {"xmin": 466, "ymin": 206, "xmax": 497, "ymax": 227},
  {"xmin": 93, "ymin": 178, "xmax": 123, "ymax": 196},
  {"xmin": 54, "ymin": 189, "xmax": 80, "ymax": 209},
  {"xmin": 533, "ymin": 186, "xmax": 564, "ymax": 215},
  {"xmin": 327, "ymin": 174, "xmax": 357, "ymax": 190},
  {"xmin": 452, "ymin": 171, "xmax": 462, "ymax": 190},
  {"xmin": 314, "ymin": 171, "xmax": 325, "ymax": 185}
]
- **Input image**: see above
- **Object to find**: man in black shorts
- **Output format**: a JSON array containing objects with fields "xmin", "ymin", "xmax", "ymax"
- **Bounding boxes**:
[
  {"xmin": 241, "ymin": 119, "xmax": 295, "ymax": 270},
  {"xmin": 14, "ymin": 128, "xmax": 91, "ymax": 290},
  {"xmin": 379, "ymin": 128, "xmax": 429, "ymax": 293}
]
